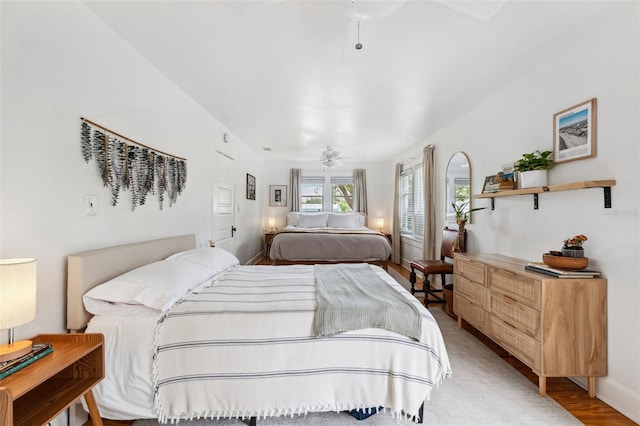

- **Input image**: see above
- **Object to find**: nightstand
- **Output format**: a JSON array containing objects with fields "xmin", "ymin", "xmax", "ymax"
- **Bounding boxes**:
[
  {"xmin": 0, "ymin": 333, "xmax": 104, "ymax": 426},
  {"xmin": 264, "ymin": 232, "xmax": 276, "ymax": 259},
  {"xmin": 384, "ymin": 233, "xmax": 392, "ymax": 245}
]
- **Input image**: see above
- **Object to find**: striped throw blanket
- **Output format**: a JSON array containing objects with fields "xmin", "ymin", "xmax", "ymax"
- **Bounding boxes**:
[
  {"xmin": 153, "ymin": 264, "xmax": 450, "ymax": 423},
  {"xmin": 314, "ymin": 264, "xmax": 421, "ymax": 340}
]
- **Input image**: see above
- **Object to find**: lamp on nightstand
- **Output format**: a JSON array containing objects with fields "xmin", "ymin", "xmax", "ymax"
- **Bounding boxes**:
[
  {"xmin": 0, "ymin": 258, "xmax": 37, "ymax": 362},
  {"xmin": 376, "ymin": 217, "xmax": 384, "ymax": 233},
  {"xmin": 268, "ymin": 217, "xmax": 276, "ymax": 232}
]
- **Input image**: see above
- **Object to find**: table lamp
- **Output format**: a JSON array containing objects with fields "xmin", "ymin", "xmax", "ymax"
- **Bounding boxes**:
[
  {"xmin": 377, "ymin": 218, "xmax": 384, "ymax": 233},
  {"xmin": 0, "ymin": 258, "xmax": 37, "ymax": 362},
  {"xmin": 268, "ymin": 217, "xmax": 276, "ymax": 232}
]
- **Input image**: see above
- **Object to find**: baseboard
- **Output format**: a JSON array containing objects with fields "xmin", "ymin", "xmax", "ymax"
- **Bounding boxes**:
[
  {"xmin": 583, "ymin": 377, "xmax": 640, "ymax": 423},
  {"xmin": 246, "ymin": 252, "xmax": 263, "ymax": 265}
]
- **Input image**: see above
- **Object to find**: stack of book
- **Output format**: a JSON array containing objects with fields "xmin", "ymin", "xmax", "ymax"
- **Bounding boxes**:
[
  {"xmin": 0, "ymin": 342, "xmax": 53, "ymax": 379},
  {"xmin": 525, "ymin": 262, "xmax": 601, "ymax": 278}
]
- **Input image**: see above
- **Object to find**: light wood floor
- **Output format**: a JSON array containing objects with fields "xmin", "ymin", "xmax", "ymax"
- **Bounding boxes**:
[{"xmin": 87, "ymin": 259, "xmax": 636, "ymax": 426}]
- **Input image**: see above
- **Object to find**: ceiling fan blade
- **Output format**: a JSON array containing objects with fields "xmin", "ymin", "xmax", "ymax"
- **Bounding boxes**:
[
  {"xmin": 224, "ymin": 0, "xmax": 283, "ymax": 16},
  {"xmin": 433, "ymin": 0, "xmax": 510, "ymax": 22}
]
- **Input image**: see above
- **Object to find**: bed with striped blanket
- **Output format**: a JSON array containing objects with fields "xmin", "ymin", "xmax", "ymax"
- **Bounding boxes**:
[{"xmin": 85, "ymin": 262, "xmax": 451, "ymax": 423}]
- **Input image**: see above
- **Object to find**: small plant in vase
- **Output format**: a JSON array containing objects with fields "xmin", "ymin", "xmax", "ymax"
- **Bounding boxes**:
[
  {"xmin": 452, "ymin": 202, "xmax": 486, "ymax": 230},
  {"xmin": 562, "ymin": 234, "xmax": 588, "ymax": 258}
]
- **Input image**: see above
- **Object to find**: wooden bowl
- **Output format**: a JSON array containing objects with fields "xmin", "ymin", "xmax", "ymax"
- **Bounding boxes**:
[{"xmin": 542, "ymin": 253, "xmax": 589, "ymax": 270}]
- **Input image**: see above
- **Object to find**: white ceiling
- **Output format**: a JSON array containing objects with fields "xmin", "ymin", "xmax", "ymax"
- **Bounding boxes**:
[{"xmin": 84, "ymin": 0, "xmax": 612, "ymax": 162}]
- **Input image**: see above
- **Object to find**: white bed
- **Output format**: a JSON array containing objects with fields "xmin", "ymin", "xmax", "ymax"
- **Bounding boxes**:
[
  {"xmin": 269, "ymin": 212, "xmax": 392, "ymax": 269},
  {"xmin": 67, "ymin": 235, "xmax": 450, "ymax": 423}
]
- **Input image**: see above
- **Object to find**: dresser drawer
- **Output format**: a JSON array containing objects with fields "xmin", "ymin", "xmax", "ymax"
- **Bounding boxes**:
[
  {"xmin": 490, "ymin": 316, "xmax": 540, "ymax": 370},
  {"xmin": 455, "ymin": 293, "xmax": 488, "ymax": 332},
  {"xmin": 455, "ymin": 274, "xmax": 487, "ymax": 307},
  {"xmin": 490, "ymin": 267, "xmax": 540, "ymax": 309},
  {"xmin": 490, "ymin": 293, "xmax": 540, "ymax": 339},
  {"xmin": 455, "ymin": 256, "xmax": 486, "ymax": 285}
]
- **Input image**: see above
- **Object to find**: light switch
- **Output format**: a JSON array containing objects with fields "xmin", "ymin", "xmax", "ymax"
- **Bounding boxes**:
[{"xmin": 85, "ymin": 194, "xmax": 97, "ymax": 216}]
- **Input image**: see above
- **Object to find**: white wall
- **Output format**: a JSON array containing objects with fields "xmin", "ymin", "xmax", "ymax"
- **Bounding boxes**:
[
  {"xmin": 0, "ymin": 0, "xmax": 263, "ymax": 348},
  {"xmin": 396, "ymin": 2, "xmax": 640, "ymax": 421}
]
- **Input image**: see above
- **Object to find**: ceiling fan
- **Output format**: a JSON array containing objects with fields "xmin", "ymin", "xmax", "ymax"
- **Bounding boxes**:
[
  {"xmin": 225, "ymin": 0, "xmax": 509, "ymax": 22},
  {"xmin": 320, "ymin": 146, "xmax": 344, "ymax": 169}
]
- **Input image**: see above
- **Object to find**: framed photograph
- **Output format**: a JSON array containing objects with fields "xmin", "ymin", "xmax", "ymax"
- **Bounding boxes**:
[
  {"xmin": 482, "ymin": 175, "xmax": 500, "ymax": 193},
  {"xmin": 246, "ymin": 173, "xmax": 256, "ymax": 200},
  {"xmin": 553, "ymin": 98, "xmax": 597, "ymax": 164},
  {"xmin": 269, "ymin": 185, "xmax": 287, "ymax": 207}
]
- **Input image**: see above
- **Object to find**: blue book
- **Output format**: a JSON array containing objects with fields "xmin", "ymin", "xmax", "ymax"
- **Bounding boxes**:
[{"xmin": 0, "ymin": 343, "xmax": 53, "ymax": 379}]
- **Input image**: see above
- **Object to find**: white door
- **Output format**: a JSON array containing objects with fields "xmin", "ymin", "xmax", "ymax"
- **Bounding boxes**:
[{"xmin": 213, "ymin": 151, "xmax": 235, "ymax": 252}]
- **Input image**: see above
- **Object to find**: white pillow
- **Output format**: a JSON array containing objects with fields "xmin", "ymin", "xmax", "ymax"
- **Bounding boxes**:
[
  {"xmin": 166, "ymin": 247, "xmax": 239, "ymax": 274},
  {"xmin": 286, "ymin": 212, "xmax": 300, "ymax": 226},
  {"xmin": 83, "ymin": 299, "xmax": 161, "ymax": 316},
  {"xmin": 327, "ymin": 212, "xmax": 363, "ymax": 228},
  {"xmin": 83, "ymin": 259, "xmax": 213, "ymax": 314},
  {"xmin": 298, "ymin": 212, "xmax": 328, "ymax": 228}
]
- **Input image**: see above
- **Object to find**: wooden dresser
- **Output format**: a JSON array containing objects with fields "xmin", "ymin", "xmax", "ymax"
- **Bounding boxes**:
[{"xmin": 453, "ymin": 252, "xmax": 607, "ymax": 397}]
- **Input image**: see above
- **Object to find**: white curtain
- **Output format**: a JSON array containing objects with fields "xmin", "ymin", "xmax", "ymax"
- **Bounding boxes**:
[
  {"xmin": 392, "ymin": 163, "xmax": 402, "ymax": 264},
  {"xmin": 353, "ymin": 169, "xmax": 368, "ymax": 214},
  {"xmin": 290, "ymin": 168, "xmax": 301, "ymax": 212},
  {"xmin": 422, "ymin": 145, "xmax": 436, "ymax": 260}
]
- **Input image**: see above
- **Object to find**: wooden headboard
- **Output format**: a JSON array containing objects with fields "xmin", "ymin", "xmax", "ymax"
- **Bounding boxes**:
[{"xmin": 66, "ymin": 234, "xmax": 196, "ymax": 331}]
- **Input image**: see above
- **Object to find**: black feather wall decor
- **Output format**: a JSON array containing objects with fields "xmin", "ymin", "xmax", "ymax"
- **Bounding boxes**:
[
  {"xmin": 81, "ymin": 122, "xmax": 92, "ymax": 162},
  {"xmin": 80, "ymin": 118, "xmax": 187, "ymax": 211}
]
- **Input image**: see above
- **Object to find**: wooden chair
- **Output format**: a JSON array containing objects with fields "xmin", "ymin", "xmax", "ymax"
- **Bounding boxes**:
[{"xmin": 409, "ymin": 227, "xmax": 465, "ymax": 307}]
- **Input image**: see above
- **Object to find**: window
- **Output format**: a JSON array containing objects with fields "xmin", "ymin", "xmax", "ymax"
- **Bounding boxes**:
[
  {"xmin": 300, "ymin": 175, "xmax": 354, "ymax": 212},
  {"xmin": 301, "ymin": 176, "xmax": 324, "ymax": 212},
  {"xmin": 400, "ymin": 164, "xmax": 424, "ymax": 239},
  {"xmin": 331, "ymin": 177, "xmax": 354, "ymax": 212}
]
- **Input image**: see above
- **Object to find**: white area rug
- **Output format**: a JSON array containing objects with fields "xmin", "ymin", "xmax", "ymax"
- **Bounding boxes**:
[{"xmin": 133, "ymin": 268, "xmax": 581, "ymax": 425}]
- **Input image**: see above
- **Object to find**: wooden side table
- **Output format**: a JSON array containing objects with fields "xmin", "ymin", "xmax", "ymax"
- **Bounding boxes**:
[
  {"xmin": 264, "ymin": 232, "xmax": 276, "ymax": 259},
  {"xmin": 0, "ymin": 333, "xmax": 104, "ymax": 426}
]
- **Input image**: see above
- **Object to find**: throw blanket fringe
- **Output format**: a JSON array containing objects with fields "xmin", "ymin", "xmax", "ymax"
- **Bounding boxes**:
[
  {"xmin": 315, "ymin": 264, "xmax": 422, "ymax": 340},
  {"xmin": 155, "ymin": 404, "xmax": 420, "ymax": 424}
]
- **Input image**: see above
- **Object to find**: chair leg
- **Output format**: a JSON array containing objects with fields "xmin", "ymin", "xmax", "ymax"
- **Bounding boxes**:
[
  {"xmin": 409, "ymin": 268, "xmax": 417, "ymax": 295},
  {"xmin": 423, "ymin": 273, "xmax": 446, "ymax": 307}
]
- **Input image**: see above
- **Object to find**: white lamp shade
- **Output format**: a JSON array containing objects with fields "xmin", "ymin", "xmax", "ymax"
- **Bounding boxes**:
[
  {"xmin": 377, "ymin": 218, "xmax": 384, "ymax": 229},
  {"xmin": 0, "ymin": 258, "xmax": 37, "ymax": 329},
  {"xmin": 268, "ymin": 217, "xmax": 276, "ymax": 228}
]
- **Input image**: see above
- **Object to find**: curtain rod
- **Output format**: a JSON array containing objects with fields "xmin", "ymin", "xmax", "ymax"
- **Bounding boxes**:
[{"xmin": 81, "ymin": 117, "xmax": 186, "ymax": 161}]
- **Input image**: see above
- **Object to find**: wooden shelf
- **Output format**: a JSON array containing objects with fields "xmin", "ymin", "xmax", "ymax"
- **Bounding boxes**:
[{"xmin": 473, "ymin": 179, "xmax": 615, "ymax": 210}]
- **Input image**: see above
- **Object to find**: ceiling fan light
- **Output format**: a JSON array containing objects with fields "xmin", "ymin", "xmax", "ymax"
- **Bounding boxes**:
[{"xmin": 323, "ymin": 159, "xmax": 339, "ymax": 168}]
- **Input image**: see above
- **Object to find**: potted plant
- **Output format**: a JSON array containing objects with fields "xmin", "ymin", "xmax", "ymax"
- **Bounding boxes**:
[
  {"xmin": 514, "ymin": 150, "xmax": 553, "ymax": 188},
  {"xmin": 562, "ymin": 234, "xmax": 588, "ymax": 258},
  {"xmin": 452, "ymin": 202, "xmax": 486, "ymax": 229}
]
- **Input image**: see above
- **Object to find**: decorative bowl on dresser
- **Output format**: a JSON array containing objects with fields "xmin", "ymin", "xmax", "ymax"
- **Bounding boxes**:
[{"xmin": 542, "ymin": 253, "xmax": 589, "ymax": 270}]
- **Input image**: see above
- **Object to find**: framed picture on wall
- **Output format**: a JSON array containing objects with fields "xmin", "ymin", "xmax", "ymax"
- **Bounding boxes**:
[
  {"xmin": 269, "ymin": 185, "xmax": 287, "ymax": 207},
  {"xmin": 553, "ymin": 98, "xmax": 597, "ymax": 164},
  {"xmin": 246, "ymin": 173, "xmax": 256, "ymax": 200}
]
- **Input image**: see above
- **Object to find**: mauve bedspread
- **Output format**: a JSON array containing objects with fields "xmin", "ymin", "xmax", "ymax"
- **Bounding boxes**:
[{"xmin": 269, "ymin": 227, "xmax": 392, "ymax": 262}]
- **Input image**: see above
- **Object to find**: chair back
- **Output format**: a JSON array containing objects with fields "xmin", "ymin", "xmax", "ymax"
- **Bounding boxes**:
[{"xmin": 441, "ymin": 227, "xmax": 464, "ymax": 260}]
